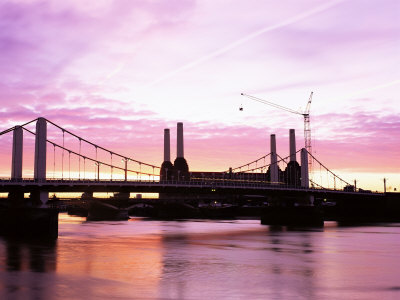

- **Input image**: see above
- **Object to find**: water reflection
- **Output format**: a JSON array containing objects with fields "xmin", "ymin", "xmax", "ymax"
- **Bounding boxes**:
[
  {"xmin": 3, "ymin": 238, "xmax": 57, "ymax": 272},
  {"xmin": 160, "ymin": 224, "xmax": 189, "ymax": 299},
  {"xmin": 0, "ymin": 216, "xmax": 400, "ymax": 299},
  {"xmin": 265, "ymin": 229, "xmax": 316, "ymax": 299},
  {"xmin": 0, "ymin": 238, "xmax": 57, "ymax": 299},
  {"xmin": 156, "ymin": 221, "xmax": 321, "ymax": 299}
]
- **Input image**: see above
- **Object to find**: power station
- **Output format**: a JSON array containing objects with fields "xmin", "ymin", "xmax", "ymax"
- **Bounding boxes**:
[
  {"xmin": 160, "ymin": 124, "xmax": 307, "ymax": 188},
  {"xmin": 160, "ymin": 123, "xmax": 189, "ymax": 181}
]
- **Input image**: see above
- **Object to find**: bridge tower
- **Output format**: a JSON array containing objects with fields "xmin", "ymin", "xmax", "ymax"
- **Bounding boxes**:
[
  {"xmin": 11, "ymin": 126, "xmax": 23, "ymax": 179},
  {"xmin": 173, "ymin": 122, "xmax": 189, "ymax": 181},
  {"xmin": 8, "ymin": 126, "xmax": 24, "ymax": 203},
  {"xmin": 160, "ymin": 128, "xmax": 174, "ymax": 180},
  {"xmin": 301, "ymin": 148, "xmax": 309, "ymax": 188},
  {"xmin": 34, "ymin": 117, "xmax": 48, "ymax": 206}
]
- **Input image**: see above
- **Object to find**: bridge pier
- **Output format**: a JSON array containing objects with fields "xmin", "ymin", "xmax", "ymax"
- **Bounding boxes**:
[{"xmin": 34, "ymin": 117, "xmax": 48, "ymax": 206}]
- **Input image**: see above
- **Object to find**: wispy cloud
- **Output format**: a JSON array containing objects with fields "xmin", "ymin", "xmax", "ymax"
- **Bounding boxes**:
[{"xmin": 144, "ymin": 0, "xmax": 345, "ymax": 88}]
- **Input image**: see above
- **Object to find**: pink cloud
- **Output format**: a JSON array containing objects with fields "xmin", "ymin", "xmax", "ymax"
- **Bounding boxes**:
[{"xmin": 0, "ymin": 104, "xmax": 398, "ymax": 180}]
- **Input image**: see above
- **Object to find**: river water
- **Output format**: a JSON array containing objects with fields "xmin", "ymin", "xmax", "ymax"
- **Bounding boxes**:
[{"xmin": 0, "ymin": 214, "xmax": 399, "ymax": 299}]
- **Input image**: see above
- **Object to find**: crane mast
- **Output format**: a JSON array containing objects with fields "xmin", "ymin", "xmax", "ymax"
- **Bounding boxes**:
[
  {"xmin": 303, "ymin": 92, "xmax": 313, "ymax": 172},
  {"xmin": 241, "ymin": 92, "xmax": 313, "ymax": 175}
]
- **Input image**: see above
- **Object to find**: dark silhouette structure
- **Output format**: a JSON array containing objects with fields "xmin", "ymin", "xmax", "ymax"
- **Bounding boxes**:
[{"xmin": 160, "ymin": 123, "xmax": 189, "ymax": 181}]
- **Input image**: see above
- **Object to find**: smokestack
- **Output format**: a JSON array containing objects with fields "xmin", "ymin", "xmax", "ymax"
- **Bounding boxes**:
[
  {"xmin": 164, "ymin": 129, "xmax": 170, "ymax": 162},
  {"xmin": 161, "ymin": 128, "xmax": 174, "ymax": 181},
  {"xmin": 289, "ymin": 129, "xmax": 296, "ymax": 162},
  {"xmin": 270, "ymin": 134, "xmax": 278, "ymax": 183},
  {"xmin": 173, "ymin": 122, "xmax": 189, "ymax": 180},
  {"xmin": 177, "ymin": 122, "xmax": 184, "ymax": 158}
]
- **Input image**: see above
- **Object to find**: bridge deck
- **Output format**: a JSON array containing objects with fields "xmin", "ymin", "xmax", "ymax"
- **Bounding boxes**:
[{"xmin": 0, "ymin": 178, "xmax": 383, "ymax": 198}]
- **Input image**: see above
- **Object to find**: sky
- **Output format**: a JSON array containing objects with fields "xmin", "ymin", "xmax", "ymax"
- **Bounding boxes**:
[{"xmin": 0, "ymin": 0, "xmax": 399, "ymax": 191}]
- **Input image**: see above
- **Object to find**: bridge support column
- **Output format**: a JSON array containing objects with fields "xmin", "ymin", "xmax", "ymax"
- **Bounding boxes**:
[
  {"xmin": 270, "ymin": 134, "xmax": 278, "ymax": 184},
  {"xmin": 11, "ymin": 126, "xmax": 23, "ymax": 179},
  {"xmin": 301, "ymin": 148, "xmax": 309, "ymax": 188},
  {"xmin": 34, "ymin": 118, "xmax": 48, "ymax": 206}
]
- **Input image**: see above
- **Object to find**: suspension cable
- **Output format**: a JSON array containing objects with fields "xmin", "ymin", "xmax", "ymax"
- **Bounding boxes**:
[
  {"xmin": 21, "ymin": 127, "xmax": 156, "ymax": 177},
  {"xmin": 306, "ymin": 149, "xmax": 351, "ymax": 186},
  {"xmin": 0, "ymin": 118, "xmax": 39, "ymax": 136},
  {"xmin": 44, "ymin": 118, "xmax": 160, "ymax": 170},
  {"xmin": 242, "ymin": 151, "xmax": 298, "ymax": 173},
  {"xmin": 229, "ymin": 153, "xmax": 271, "ymax": 172}
]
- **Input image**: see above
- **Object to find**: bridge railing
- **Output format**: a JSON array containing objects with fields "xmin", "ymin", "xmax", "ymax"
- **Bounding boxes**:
[{"xmin": 0, "ymin": 177, "xmax": 378, "ymax": 194}]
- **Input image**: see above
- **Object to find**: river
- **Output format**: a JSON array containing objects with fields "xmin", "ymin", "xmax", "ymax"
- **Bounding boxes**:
[{"xmin": 0, "ymin": 214, "xmax": 399, "ymax": 299}]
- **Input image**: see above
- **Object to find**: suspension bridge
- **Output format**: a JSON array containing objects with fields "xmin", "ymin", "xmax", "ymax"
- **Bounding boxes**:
[{"xmin": 0, "ymin": 117, "xmax": 381, "ymax": 206}]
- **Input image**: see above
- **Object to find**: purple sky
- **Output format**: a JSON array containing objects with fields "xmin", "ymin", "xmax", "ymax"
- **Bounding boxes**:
[{"xmin": 0, "ymin": 0, "xmax": 399, "ymax": 191}]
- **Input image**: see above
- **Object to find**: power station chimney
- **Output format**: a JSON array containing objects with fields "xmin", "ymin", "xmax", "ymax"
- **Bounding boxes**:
[
  {"xmin": 174, "ymin": 122, "xmax": 189, "ymax": 180},
  {"xmin": 286, "ymin": 128, "xmax": 301, "ymax": 187},
  {"xmin": 160, "ymin": 128, "xmax": 174, "ymax": 181},
  {"xmin": 289, "ymin": 129, "xmax": 296, "ymax": 162},
  {"xmin": 177, "ymin": 122, "xmax": 184, "ymax": 158},
  {"xmin": 270, "ymin": 134, "xmax": 278, "ymax": 183},
  {"xmin": 164, "ymin": 129, "xmax": 171, "ymax": 162}
]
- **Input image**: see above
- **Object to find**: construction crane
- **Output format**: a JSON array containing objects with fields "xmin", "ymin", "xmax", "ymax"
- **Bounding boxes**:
[{"xmin": 240, "ymin": 92, "xmax": 313, "ymax": 172}]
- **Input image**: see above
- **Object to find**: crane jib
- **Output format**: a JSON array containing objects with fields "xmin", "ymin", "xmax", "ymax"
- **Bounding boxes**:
[{"xmin": 240, "ymin": 91, "xmax": 313, "ymax": 175}]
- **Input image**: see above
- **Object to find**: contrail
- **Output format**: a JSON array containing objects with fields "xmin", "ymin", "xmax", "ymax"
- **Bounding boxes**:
[
  {"xmin": 346, "ymin": 79, "xmax": 400, "ymax": 98},
  {"xmin": 144, "ymin": 0, "xmax": 345, "ymax": 88},
  {"xmin": 99, "ymin": 62, "xmax": 125, "ymax": 84}
]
